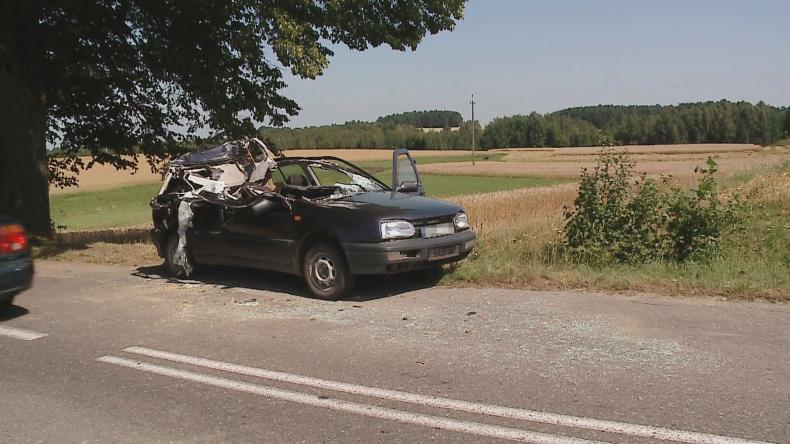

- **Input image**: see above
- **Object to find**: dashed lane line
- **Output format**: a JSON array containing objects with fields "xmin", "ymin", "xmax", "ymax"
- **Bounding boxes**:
[
  {"xmin": 0, "ymin": 326, "xmax": 48, "ymax": 341},
  {"xmin": 122, "ymin": 346, "xmax": 770, "ymax": 444},
  {"xmin": 97, "ymin": 355, "xmax": 600, "ymax": 444}
]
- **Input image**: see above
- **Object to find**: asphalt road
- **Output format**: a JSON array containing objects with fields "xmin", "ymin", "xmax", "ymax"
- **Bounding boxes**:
[{"xmin": 1, "ymin": 261, "xmax": 788, "ymax": 443}]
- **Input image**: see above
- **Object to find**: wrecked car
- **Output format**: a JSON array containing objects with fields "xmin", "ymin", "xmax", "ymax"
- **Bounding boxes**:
[{"xmin": 150, "ymin": 138, "xmax": 475, "ymax": 299}]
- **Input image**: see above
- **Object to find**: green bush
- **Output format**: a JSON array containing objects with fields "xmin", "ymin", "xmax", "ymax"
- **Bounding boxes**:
[{"xmin": 562, "ymin": 149, "xmax": 741, "ymax": 264}]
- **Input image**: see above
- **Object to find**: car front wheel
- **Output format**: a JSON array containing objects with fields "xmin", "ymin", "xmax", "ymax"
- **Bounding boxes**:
[
  {"xmin": 303, "ymin": 243, "xmax": 354, "ymax": 300},
  {"xmin": 0, "ymin": 295, "xmax": 15, "ymax": 311}
]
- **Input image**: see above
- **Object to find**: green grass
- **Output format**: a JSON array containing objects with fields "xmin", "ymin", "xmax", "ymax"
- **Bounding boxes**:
[
  {"xmin": 50, "ymin": 182, "xmax": 161, "ymax": 231},
  {"xmin": 49, "ymin": 172, "xmax": 561, "ymax": 231},
  {"xmin": 416, "ymin": 175, "xmax": 564, "ymax": 197},
  {"xmin": 354, "ymin": 153, "xmax": 505, "ymax": 172}
]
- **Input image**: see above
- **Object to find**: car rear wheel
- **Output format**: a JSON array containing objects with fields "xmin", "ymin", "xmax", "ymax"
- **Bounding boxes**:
[
  {"xmin": 303, "ymin": 243, "xmax": 354, "ymax": 300},
  {"xmin": 164, "ymin": 234, "xmax": 195, "ymax": 279}
]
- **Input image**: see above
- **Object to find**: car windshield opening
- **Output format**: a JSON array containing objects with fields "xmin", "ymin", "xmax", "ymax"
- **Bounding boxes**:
[{"xmin": 307, "ymin": 161, "xmax": 386, "ymax": 198}]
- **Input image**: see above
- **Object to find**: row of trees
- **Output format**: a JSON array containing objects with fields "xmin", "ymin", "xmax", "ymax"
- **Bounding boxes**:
[
  {"xmin": 375, "ymin": 110, "xmax": 463, "ymax": 128},
  {"xmin": 259, "ymin": 120, "xmax": 481, "ymax": 150},
  {"xmin": 261, "ymin": 101, "xmax": 789, "ymax": 151},
  {"xmin": 553, "ymin": 101, "xmax": 787, "ymax": 146},
  {"xmin": 479, "ymin": 113, "xmax": 602, "ymax": 149}
]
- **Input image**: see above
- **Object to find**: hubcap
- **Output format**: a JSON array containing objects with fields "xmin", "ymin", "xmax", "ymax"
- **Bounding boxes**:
[{"xmin": 311, "ymin": 255, "xmax": 336, "ymax": 288}]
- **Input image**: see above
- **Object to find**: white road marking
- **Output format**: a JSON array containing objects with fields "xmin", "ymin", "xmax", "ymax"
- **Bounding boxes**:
[
  {"xmin": 97, "ymin": 355, "xmax": 599, "ymax": 444},
  {"xmin": 0, "ymin": 326, "xmax": 47, "ymax": 341},
  {"xmin": 124, "ymin": 346, "xmax": 769, "ymax": 444}
]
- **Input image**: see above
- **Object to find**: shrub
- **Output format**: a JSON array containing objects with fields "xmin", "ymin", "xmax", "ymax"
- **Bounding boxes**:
[
  {"xmin": 562, "ymin": 149, "xmax": 741, "ymax": 264},
  {"xmin": 664, "ymin": 158, "xmax": 741, "ymax": 262}
]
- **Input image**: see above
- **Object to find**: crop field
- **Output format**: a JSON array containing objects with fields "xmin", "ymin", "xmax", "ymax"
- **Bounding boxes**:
[
  {"xmin": 51, "ymin": 149, "xmax": 493, "ymax": 195},
  {"xmin": 420, "ymin": 144, "xmax": 790, "ymax": 182}
]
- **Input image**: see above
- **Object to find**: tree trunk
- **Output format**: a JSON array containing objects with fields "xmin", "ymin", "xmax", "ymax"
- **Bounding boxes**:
[{"xmin": 0, "ymin": 1, "xmax": 50, "ymax": 236}]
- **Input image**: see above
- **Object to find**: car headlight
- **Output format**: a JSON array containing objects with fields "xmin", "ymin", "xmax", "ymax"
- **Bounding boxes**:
[
  {"xmin": 380, "ymin": 220, "xmax": 416, "ymax": 240},
  {"xmin": 453, "ymin": 212, "xmax": 469, "ymax": 230}
]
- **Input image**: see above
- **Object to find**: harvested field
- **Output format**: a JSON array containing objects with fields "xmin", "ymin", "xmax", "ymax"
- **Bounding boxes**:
[
  {"xmin": 492, "ymin": 143, "xmax": 763, "ymax": 156},
  {"xmin": 50, "ymin": 149, "xmax": 474, "ymax": 194},
  {"xmin": 283, "ymin": 148, "xmax": 471, "ymax": 161},
  {"xmin": 422, "ymin": 146, "xmax": 790, "ymax": 181},
  {"xmin": 50, "ymin": 160, "xmax": 163, "ymax": 195},
  {"xmin": 49, "ymin": 145, "xmax": 789, "ymax": 195}
]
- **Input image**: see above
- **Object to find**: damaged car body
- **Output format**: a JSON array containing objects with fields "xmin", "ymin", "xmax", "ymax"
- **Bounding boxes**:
[{"xmin": 151, "ymin": 139, "xmax": 475, "ymax": 299}]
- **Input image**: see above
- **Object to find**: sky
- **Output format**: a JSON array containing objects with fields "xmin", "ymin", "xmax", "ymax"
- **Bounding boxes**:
[{"xmin": 278, "ymin": 0, "xmax": 790, "ymax": 127}]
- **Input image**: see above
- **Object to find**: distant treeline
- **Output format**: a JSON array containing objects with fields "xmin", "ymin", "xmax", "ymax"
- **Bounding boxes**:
[
  {"xmin": 259, "ymin": 101, "xmax": 790, "ymax": 150},
  {"xmin": 482, "ymin": 101, "xmax": 788, "ymax": 148},
  {"xmin": 376, "ymin": 110, "xmax": 463, "ymax": 128},
  {"xmin": 260, "ymin": 120, "xmax": 481, "ymax": 150}
]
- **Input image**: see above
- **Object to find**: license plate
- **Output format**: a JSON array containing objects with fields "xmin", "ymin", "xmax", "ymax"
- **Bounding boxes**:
[
  {"xmin": 422, "ymin": 223, "xmax": 454, "ymax": 238},
  {"xmin": 428, "ymin": 244, "xmax": 460, "ymax": 261}
]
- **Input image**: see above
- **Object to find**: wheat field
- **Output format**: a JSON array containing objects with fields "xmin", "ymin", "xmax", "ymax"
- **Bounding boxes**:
[
  {"xmin": 50, "ymin": 149, "xmax": 474, "ymax": 194},
  {"xmin": 421, "ymin": 144, "xmax": 790, "ymax": 181}
]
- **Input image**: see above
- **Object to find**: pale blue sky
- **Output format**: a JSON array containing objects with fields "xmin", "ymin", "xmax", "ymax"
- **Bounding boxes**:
[{"xmin": 279, "ymin": 0, "xmax": 790, "ymax": 127}]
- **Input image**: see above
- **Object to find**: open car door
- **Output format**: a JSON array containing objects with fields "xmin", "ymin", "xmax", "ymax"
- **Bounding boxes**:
[{"xmin": 391, "ymin": 148, "xmax": 424, "ymax": 196}]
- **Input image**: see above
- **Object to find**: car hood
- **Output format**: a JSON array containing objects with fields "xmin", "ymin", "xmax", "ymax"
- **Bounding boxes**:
[{"xmin": 331, "ymin": 192, "xmax": 463, "ymax": 221}]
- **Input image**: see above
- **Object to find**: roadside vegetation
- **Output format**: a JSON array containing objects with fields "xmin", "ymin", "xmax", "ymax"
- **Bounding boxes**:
[
  {"xmin": 445, "ymin": 157, "xmax": 790, "ymax": 301},
  {"xmin": 50, "ymin": 183, "xmax": 161, "ymax": 231}
]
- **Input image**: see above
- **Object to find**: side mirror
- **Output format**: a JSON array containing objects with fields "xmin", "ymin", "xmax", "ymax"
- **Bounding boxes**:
[{"xmin": 397, "ymin": 181, "xmax": 419, "ymax": 193}]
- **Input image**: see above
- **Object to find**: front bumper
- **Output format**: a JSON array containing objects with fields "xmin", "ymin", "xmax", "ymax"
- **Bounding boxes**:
[
  {"xmin": 342, "ymin": 230, "xmax": 475, "ymax": 275},
  {"xmin": 0, "ymin": 256, "xmax": 34, "ymax": 300}
]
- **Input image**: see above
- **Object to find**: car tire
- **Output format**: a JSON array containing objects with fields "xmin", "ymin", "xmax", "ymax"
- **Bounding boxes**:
[
  {"xmin": 164, "ymin": 234, "xmax": 195, "ymax": 279},
  {"xmin": 303, "ymin": 243, "xmax": 354, "ymax": 300},
  {"xmin": 0, "ymin": 295, "xmax": 15, "ymax": 311}
]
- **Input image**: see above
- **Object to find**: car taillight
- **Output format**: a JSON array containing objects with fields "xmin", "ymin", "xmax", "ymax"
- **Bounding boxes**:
[{"xmin": 0, "ymin": 224, "xmax": 29, "ymax": 255}]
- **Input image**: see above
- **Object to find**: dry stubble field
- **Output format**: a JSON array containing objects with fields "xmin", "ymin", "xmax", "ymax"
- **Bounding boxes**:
[
  {"xmin": 50, "ymin": 149, "xmax": 474, "ymax": 194},
  {"xmin": 421, "ymin": 144, "xmax": 790, "ymax": 184}
]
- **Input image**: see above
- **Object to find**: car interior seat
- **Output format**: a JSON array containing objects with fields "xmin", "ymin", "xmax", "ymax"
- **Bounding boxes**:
[{"xmin": 285, "ymin": 174, "xmax": 308, "ymax": 187}]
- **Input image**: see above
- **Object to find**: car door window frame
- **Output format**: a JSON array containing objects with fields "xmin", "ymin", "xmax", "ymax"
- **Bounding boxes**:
[{"xmin": 391, "ymin": 148, "xmax": 424, "ymax": 197}]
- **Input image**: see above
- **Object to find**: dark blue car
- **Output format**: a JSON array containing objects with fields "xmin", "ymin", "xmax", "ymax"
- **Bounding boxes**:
[{"xmin": 0, "ymin": 217, "xmax": 33, "ymax": 308}]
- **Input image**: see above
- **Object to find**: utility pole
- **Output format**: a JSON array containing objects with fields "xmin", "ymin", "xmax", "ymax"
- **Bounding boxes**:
[{"xmin": 470, "ymin": 93, "xmax": 476, "ymax": 166}]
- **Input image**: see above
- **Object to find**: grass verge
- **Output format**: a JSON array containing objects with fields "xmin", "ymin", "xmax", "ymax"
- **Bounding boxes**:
[
  {"xmin": 441, "ymin": 162, "xmax": 790, "ymax": 301},
  {"xmin": 50, "ymin": 182, "xmax": 161, "ymax": 231}
]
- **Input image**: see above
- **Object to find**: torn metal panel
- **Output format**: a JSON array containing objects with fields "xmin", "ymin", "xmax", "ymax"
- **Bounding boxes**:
[{"xmin": 174, "ymin": 199, "xmax": 194, "ymax": 276}]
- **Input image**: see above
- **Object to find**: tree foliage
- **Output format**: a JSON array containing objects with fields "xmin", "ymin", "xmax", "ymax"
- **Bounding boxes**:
[
  {"xmin": 480, "ymin": 113, "xmax": 603, "ymax": 149},
  {"xmin": 553, "ymin": 101, "xmax": 786, "ymax": 146},
  {"xmin": 376, "ymin": 110, "xmax": 463, "ymax": 128},
  {"xmin": 479, "ymin": 100, "xmax": 787, "ymax": 149},
  {"xmin": 260, "ymin": 119, "xmax": 480, "ymax": 150},
  {"xmin": 1, "ymin": 0, "xmax": 465, "ymax": 233},
  {"xmin": 42, "ymin": 0, "xmax": 464, "ymax": 180}
]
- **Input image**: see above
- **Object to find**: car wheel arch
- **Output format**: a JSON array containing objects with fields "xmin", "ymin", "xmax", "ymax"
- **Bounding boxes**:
[{"xmin": 296, "ymin": 230, "xmax": 347, "ymax": 274}]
